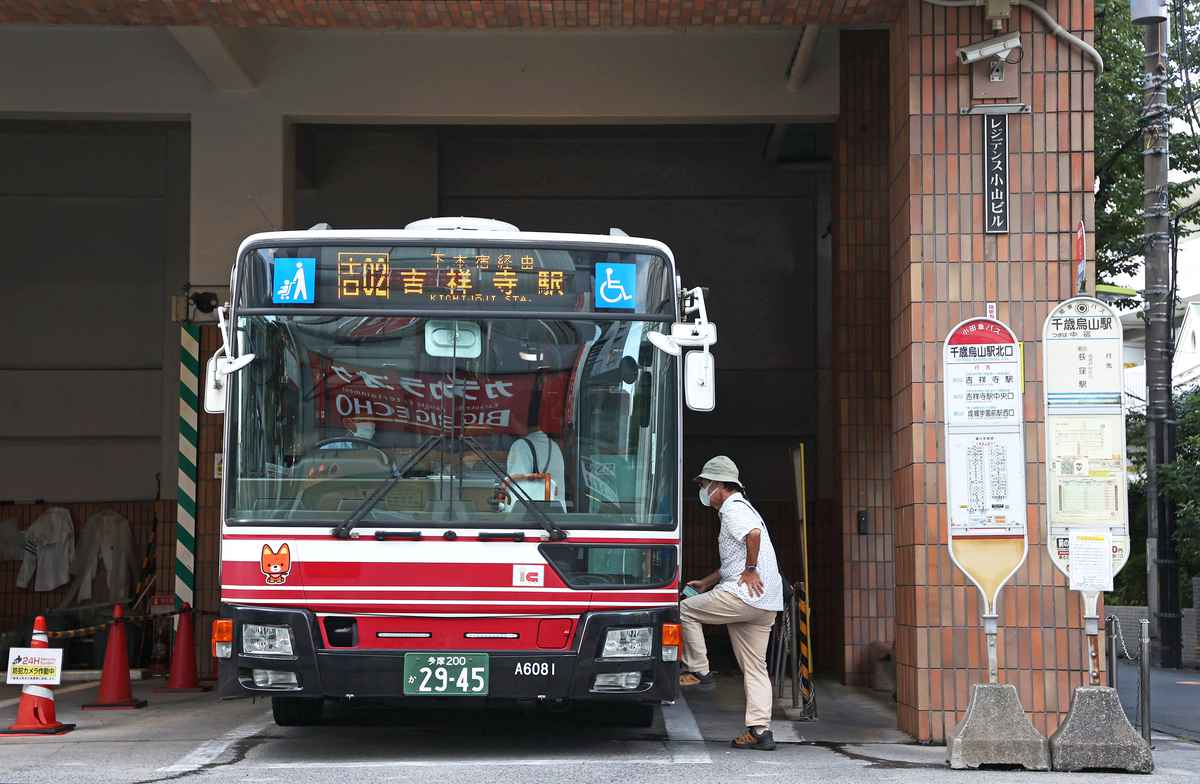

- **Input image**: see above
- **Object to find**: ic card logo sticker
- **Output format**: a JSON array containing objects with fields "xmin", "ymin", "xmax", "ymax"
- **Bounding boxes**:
[
  {"xmin": 594, "ymin": 262, "xmax": 636, "ymax": 309},
  {"xmin": 274, "ymin": 258, "xmax": 316, "ymax": 304},
  {"xmin": 513, "ymin": 564, "xmax": 544, "ymax": 587},
  {"xmin": 261, "ymin": 543, "xmax": 292, "ymax": 585}
]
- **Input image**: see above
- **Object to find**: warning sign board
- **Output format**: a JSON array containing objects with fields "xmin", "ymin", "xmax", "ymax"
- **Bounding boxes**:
[
  {"xmin": 1041, "ymin": 297, "xmax": 1130, "ymax": 587},
  {"xmin": 6, "ymin": 647, "xmax": 62, "ymax": 686}
]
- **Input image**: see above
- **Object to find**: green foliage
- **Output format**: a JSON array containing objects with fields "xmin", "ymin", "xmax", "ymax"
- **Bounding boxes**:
[
  {"xmin": 1095, "ymin": 1, "xmax": 1200, "ymax": 285},
  {"xmin": 1114, "ymin": 389, "xmax": 1199, "ymax": 606}
]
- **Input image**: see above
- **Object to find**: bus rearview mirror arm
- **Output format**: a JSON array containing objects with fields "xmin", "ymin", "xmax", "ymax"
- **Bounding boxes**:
[
  {"xmin": 647, "ymin": 286, "xmax": 718, "ymax": 357},
  {"xmin": 202, "ymin": 305, "xmax": 256, "ymax": 414}
]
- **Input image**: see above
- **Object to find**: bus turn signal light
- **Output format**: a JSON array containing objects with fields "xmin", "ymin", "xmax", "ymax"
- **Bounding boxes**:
[
  {"xmin": 662, "ymin": 623, "xmax": 681, "ymax": 661},
  {"xmin": 212, "ymin": 619, "xmax": 233, "ymax": 659}
]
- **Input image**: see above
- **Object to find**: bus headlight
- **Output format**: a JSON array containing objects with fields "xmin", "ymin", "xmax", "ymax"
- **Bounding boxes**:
[
  {"xmin": 242, "ymin": 624, "xmax": 294, "ymax": 657},
  {"xmin": 601, "ymin": 627, "xmax": 652, "ymax": 659}
]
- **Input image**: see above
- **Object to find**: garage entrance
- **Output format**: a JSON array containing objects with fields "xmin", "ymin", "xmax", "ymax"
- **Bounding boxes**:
[
  {"xmin": 0, "ymin": 120, "xmax": 187, "ymax": 659},
  {"xmin": 292, "ymin": 123, "xmax": 840, "ymax": 672}
]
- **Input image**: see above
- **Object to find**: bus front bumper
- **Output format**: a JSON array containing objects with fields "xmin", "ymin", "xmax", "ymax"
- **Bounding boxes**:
[{"xmin": 216, "ymin": 603, "xmax": 680, "ymax": 704}]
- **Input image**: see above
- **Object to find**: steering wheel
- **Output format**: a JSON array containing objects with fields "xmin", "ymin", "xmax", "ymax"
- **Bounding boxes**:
[{"xmin": 298, "ymin": 435, "xmax": 395, "ymax": 472}]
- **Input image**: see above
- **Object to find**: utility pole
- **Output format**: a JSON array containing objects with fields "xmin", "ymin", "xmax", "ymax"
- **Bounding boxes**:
[{"xmin": 1135, "ymin": 1, "xmax": 1182, "ymax": 669}]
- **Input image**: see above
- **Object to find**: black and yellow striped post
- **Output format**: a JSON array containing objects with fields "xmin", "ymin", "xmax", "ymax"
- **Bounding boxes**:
[{"xmin": 792, "ymin": 581, "xmax": 817, "ymax": 719}]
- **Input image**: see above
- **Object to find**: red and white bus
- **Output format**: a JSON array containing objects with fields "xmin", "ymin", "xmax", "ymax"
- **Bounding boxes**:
[{"xmin": 204, "ymin": 218, "xmax": 717, "ymax": 726}]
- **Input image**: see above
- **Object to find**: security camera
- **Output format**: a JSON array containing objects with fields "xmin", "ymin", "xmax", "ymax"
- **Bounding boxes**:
[
  {"xmin": 190, "ymin": 291, "xmax": 220, "ymax": 314},
  {"xmin": 957, "ymin": 32, "xmax": 1022, "ymax": 65}
]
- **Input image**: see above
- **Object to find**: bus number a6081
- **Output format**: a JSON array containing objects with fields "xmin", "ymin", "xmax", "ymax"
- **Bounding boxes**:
[{"xmin": 513, "ymin": 661, "xmax": 556, "ymax": 677}]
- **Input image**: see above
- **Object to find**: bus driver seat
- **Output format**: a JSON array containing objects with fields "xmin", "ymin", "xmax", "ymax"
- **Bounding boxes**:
[{"xmin": 499, "ymin": 429, "xmax": 567, "ymax": 512}]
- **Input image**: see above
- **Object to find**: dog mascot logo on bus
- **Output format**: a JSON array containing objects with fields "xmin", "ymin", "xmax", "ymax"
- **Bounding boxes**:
[{"xmin": 261, "ymin": 543, "xmax": 292, "ymax": 585}]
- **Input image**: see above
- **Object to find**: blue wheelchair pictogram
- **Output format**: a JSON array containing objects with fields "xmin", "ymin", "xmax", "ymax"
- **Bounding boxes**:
[
  {"xmin": 273, "ymin": 258, "xmax": 316, "ymax": 304},
  {"xmin": 594, "ymin": 263, "xmax": 637, "ymax": 309}
]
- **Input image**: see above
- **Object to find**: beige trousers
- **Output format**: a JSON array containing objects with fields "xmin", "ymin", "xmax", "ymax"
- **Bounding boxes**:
[{"xmin": 680, "ymin": 587, "xmax": 777, "ymax": 729}]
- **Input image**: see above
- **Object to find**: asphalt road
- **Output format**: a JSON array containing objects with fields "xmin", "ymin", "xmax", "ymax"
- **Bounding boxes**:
[
  {"xmin": 0, "ymin": 679, "xmax": 1197, "ymax": 783},
  {"xmin": 1115, "ymin": 658, "xmax": 1200, "ymax": 742}
]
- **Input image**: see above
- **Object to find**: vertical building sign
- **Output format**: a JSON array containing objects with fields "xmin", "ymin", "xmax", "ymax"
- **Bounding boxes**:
[
  {"xmin": 984, "ymin": 114, "xmax": 1009, "ymax": 234},
  {"xmin": 944, "ymin": 317, "xmax": 1028, "ymax": 682},
  {"xmin": 1042, "ymin": 298, "xmax": 1129, "ymax": 606}
]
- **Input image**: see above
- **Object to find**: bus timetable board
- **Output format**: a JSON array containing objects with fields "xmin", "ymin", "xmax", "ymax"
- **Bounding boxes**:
[
  {"xmin": 1041, "ymin": 297, "xmax": 1130, "ymax": 599},
  {"xmin": 943, "ymin": 317, "xmax": 1028, "ymax": 615}
]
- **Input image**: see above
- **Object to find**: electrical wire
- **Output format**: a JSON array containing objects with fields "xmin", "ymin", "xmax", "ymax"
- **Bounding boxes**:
[{"xmin": 921, "ymin": 0, "xmax": 1105, "ymax": 74}]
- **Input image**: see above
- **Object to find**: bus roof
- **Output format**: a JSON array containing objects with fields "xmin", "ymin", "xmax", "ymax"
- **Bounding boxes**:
[{"xmin": 235, "ymin": 227, "xmax": 677, "ymax": 271}]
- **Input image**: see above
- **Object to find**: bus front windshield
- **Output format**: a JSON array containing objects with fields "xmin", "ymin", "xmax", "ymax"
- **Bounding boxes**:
[{"xmin": 227, "ymin": 315, "xmax": 678, "ymax": 528}]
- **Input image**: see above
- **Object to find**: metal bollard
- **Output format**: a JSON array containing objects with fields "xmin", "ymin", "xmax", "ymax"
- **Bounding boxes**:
[
  {"xmin": 1140, "ymin": 618, "xmax": 1152, "ymax": 745},
  {"xmin": 1107, "ymin": 616, "xmax": 1118, "ymax": 689},
  {"xmin": 790, "ymin": 587, "xmax": 800, "ymax": 709}
]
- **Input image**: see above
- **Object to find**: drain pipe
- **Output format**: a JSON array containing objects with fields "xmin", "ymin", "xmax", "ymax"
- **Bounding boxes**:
[{"xmin": 922, "ymin": 0, "xmax": 1104, "ymax": 75}]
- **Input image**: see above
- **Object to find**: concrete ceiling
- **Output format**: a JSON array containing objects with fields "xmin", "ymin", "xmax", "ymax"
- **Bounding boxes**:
[{"xmin": 0, "ymin": 0, "xmax": 899, "ymax": 29}]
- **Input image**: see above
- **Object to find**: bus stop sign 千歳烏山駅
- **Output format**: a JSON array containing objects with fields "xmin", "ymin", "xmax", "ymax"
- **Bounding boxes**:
[{"xmin": 1041, "ymin": 298, "xmax": 1130, "ymax": 673}]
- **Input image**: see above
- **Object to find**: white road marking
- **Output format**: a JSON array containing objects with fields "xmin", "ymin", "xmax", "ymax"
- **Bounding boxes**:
[
  {"xmin": 255, "ymin": 758, "xmax": 709, "ymax": 769},
  {"xmin": 661, "ymin": 695, "xmax": 713, "ymax": 763},
  {"xmin": 158, "ymin": 714, "xmax": 272, "ymax": 773},
  {"xmin": 770, "ymin": 722, "xmax": 805, "ymax": 743},
  {"xmin": 0, "ymin": 681, "xmax": 97, "ymax": 708},
  {"xmin": 661, "ymin": 696, "xmax": 704, "ymax": 741}
]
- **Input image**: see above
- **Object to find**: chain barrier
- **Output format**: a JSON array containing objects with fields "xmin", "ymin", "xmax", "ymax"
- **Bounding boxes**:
[
  {"xmin": 1106, "ymin": 614, "xmax": 1145, "ymax": 732},
  {"xmin": 45, "ymin": 607, "xmax": 217, "ymax": 640},
  {"xmin": 1108, "ymin": 614, "xmax": 1141, "ymax": 663}
]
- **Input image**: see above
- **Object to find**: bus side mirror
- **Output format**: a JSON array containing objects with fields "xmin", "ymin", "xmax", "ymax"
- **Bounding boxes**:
[
  {"xmin": 203, "ymin": 351, "xmax": 255, "ymax": 415},
  {"xmin": 684, "ymin": 351, "xmax": 716, "ymax": 412}
]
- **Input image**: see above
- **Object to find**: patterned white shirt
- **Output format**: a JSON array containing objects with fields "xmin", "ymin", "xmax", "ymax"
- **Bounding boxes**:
[{"xmin": 715, "ymin": 493, "xmax": 784, "ymax": 611}]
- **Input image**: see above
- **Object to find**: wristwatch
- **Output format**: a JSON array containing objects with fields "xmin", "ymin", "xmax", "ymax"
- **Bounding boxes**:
[{"xmin": 745, "ymin": 564, "xmax": 757, "ymax": 571}]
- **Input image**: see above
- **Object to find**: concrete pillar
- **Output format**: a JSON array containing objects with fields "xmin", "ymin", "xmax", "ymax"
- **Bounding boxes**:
[
  {"xmin": 190, "ymin": 106, "xmax": 292, "ymax": 287},
  {"xmin": 888, "ymin": 0, "xmax": 1096, "ymax": 742}
]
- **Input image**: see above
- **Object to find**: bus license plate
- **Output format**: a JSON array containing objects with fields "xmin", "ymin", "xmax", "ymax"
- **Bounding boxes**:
[{"xmin": 403, "ymin": 653, "xmax": 489, "ymax": 696}]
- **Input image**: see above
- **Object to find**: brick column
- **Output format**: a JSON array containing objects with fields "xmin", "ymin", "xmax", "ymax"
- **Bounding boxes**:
[
  {"xmin": 889, "ymin": 0, "xmax": 1096, "ymax": 742},
  {"xmin": 835, "ymin": 30, "xmax": 895, "ymax": 687}
]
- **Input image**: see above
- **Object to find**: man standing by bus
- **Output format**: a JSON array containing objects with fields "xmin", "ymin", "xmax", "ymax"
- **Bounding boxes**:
[{"xmin": 679, "ymin": 456, "xmax": 783, "ymax": 751}]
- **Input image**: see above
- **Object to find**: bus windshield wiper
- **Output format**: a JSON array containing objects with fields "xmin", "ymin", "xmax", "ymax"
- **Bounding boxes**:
[
  {"xmin": 460, "ymin": 436, "xmax": 568, "ymax": 541},
  {"xmin": 333, "ymin": 435, "xmax": 444, "ymax": 539}
]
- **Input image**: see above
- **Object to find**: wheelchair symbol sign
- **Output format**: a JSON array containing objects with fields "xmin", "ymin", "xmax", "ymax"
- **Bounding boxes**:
[{"xmin": 594, "ymin": 263, "xmax": 636, "ymax": 309}]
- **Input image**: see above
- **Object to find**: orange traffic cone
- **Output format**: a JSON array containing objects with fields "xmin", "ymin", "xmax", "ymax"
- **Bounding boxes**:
[
  {"xmin": 0, "ymin": 616, "xmax": 74, "ymax": 736},
  {"xmin": 82, "ymin": 605, "xmax": 147, "ymax": 710},
  {"xmin": 156, "ymin": 604, "xmax": 210, "ymax": 693}
]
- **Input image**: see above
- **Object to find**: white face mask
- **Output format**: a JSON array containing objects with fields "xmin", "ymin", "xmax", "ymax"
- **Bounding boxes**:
[
  {"xmin": 698, "ymin": 483, "xmax": 713, "ymax": 507},
  {"xmin": 352, "ymin": 421, "xmax": 376, "ymax": 440}
]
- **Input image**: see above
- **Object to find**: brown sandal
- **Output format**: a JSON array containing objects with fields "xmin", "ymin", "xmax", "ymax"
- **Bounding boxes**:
[
  {"xmin": 679, "ymin": 671, "xmax": 715, "ymax": 688},
  {"xmin": 732, "ymin": 727, "xmax": 776, "ymax": 750}
]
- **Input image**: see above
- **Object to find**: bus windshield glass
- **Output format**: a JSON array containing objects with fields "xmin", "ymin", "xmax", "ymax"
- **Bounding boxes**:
[{"xmin": 227, "ymin": 243, "xmax": 678, "ymax": 529}]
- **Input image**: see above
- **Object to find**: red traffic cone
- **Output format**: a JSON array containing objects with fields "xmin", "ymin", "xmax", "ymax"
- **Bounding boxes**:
[
  {"xmin": 0, "ymin": 616, "xmax": 74, "ymax": 736},
  {"xmin": 156, "ymin": 604, "xmax": 210, "ymax": 693},
  {"xmin": 82, "ymin": 605, "xmax": 147, "ymax": 710}
]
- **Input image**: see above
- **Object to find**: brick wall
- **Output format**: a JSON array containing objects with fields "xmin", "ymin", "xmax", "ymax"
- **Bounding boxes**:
[
  {"xmin": 889, "ymin": 0, "xmax": 1097, "ymax": 741},
  {"xmin": 835, "ymin": 29, "xmax": 895, "ymax": 687},
  {"xmin": 0, "ymin": 1, "xmax": 901, "ymax": 28}
]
